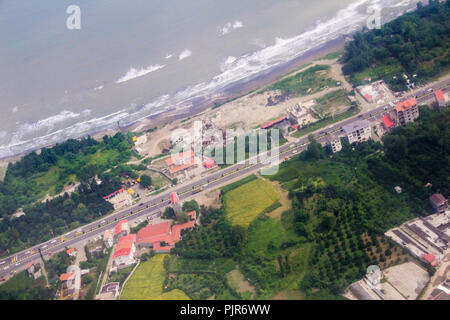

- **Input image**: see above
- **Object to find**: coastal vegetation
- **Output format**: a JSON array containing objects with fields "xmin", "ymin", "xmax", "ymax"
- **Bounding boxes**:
[{"xmin": 342, "ymin": 0, "xmax": 450, "ymax": 91}]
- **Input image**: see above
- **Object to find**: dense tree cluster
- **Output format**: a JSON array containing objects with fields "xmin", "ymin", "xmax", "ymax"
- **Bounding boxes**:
[{"xmin": 342, "ymin": 0, "xmax": 450, "ymax": 90}]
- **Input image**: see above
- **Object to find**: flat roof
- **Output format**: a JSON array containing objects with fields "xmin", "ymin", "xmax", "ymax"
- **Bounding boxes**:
[{"xmin": 343, "ymin": 119, "xmax": 371, "ymax": 134}]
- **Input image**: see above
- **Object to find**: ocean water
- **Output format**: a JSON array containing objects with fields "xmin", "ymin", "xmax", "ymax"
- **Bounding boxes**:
[{"xmin": 0, "ymin": 0, "xmax": 422, "ymax": 158}]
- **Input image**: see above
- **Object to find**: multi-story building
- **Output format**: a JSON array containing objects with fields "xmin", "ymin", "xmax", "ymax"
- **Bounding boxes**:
[
  {"xmin": 112, "ymin": 234, "xmax": 136, "ymax": 270},
  {"xmin": 114, "ymin": 219, "xmax": 130, "ymax": 243},
  {"xmin": 435, "ymin": 90, "xmax": 448, "ymax": 110},
  {"xmin": 327, "ymin": 134, "xmax": 342, "ymax": 153},
  {"xmin": 429, "ymin": 194, "xmax": 448, "ymax": 214},
  {"xmin": 396, "ymin": 97, "xmax": 419, "ymax": 125},
  {"xmin": 343, "ymin": 119, "xmax": 372, "ymax": 145}
]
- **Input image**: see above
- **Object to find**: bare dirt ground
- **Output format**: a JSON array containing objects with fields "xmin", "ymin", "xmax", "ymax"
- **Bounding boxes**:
[
  {"xmin": 226, "ymin": 269, "xmax": 256, "ymax": 298},
  {"xmin": 195, "ymin": 189, "xmax": 221, "ymax": 209},
  {"xmin": 267, "ymin": 181, "xmax": 291, "ymax": 221}
]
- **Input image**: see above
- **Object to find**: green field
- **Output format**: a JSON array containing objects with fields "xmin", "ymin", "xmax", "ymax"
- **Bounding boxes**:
[
  {"xmin": 120, "ymin": 254, "xmax": 190, "ymax": 300},
  {"xmin": 223, "ymin": 178, "xmax": 280, "ymax": 228}
]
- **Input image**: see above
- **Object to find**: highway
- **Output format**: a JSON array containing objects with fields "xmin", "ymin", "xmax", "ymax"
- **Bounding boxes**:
[{"xmin": 0, "ymin": 78, "xmax": 449, "ymax": 281}]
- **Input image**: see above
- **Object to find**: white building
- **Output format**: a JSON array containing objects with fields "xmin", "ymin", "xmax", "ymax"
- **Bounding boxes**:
[
  {"xmin": 112, "ymin": 234, "xmax": 136, "ymax": 270},
  {"xmin": 343, "ymin": 120, "xmax": 372, "ymax": 145},
  {"xmin": 328, "ymin": 135, "xmax": 343, "ymax": 153}
]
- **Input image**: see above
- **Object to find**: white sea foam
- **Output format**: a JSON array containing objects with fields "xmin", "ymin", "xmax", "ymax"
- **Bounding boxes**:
[
  {"xmin": 0, "ymin": 0, "xmax": 420, "ymax": 159},
  {"xmin": 219, "ymin": 20, "xmax": 244, "ymax": 36},
  {"xmin": 115, "ymin": 64, "xmax": 165, "ymax": 84},
  {"xmin": 178, "ymin": 49, "xmax": 192, "ymax": 61}
]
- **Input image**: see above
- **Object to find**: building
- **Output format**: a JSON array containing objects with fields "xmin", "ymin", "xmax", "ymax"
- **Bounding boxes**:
[
  {"xmin": 381, "ymin": 115, "xmax": 395, "ymax": 131},
  {"xmin": 136, "ymin": 218, "xmax": 196, "ymax": 252},
  {"xmin": 170, "ymin": 192, "xmax": 181, "ymax": 214},
  {"xmin": 103, "ymin": 229, "xmax": 113, "ymax": 248},
  {"xmin": 287, "ymin": 104, "xmax": 314, "ymax": 127},
  {"xmin": 166, "ymin": 149, "xmax": 196, "ymax": 177},
  {"xmin": 435, "ymin": 90, "xmax": 448, "ymax": 110},
  {"xmin": 261, "ymin": 116, "xmax": 288, "ymax": 130},
  {"xmin": 203, "ymin": 158, "xmax": 216, "ymax": 169},
  {"xmin": 114, "ymin": 219, "xmax": 130, "ymax": 242},
  {"xmin": 429, "ymin": 194, "xmax": 448, "ymax": 214},
  {"xmin": 66, "ymin": 248, "xmax": 77, "ymax": 257},
  {"xmin": 327, "ymin": 134, "xmax": 342, "ymax": 153},
  {"xmin": 112, "ymin": 234, "xmax": 136, "ymax": 269},
  {"xmin": 60, "ymin": 272, "xmax": 76, "ymax": 291},
  {"xmin": 97, "ymin": 282, "xmax": 120, "ymax": 300},
  {"xmin": 396, "ymin": 97, "xmax": 419, "ymax": 125},
  {"xmin": 423, "ymin": 253, "xmax": 437, "ymax": 267},
  {"xmin": 343, "ymin": 119, "xmax": 372, "ymax": 144}
]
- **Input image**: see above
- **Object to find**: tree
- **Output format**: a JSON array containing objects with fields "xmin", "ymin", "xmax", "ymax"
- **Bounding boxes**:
[{"xmin": 139, "ymin": 175, "xmax": 152, "ymax": 188}]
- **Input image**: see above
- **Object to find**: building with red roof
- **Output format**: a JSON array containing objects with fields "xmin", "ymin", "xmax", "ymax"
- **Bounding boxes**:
[
  {"xmin": 261, "ymin": 116, "xmax": 287, "ymax": 130},
  {"xmin": 66, "ymin": 248, "xmax": 76, "ymax": 257},
  {"xmin": 114, "ymin": 219, "xmax": 130, "ymax": 242},
  {"xmin": 396, "ymin": 97, "xmax": 419, "ymax": 125},
  {"xmin": 60, "ymin": 272, "xmax": 75, "ymax": 282},
  {"xmin": 203, "ymin": 158, "xmax": 216, "ymax": 169},
  {"xmin": 423, "ymin": 253, "xmax": 437, "ymax": 267},
  {"xmin": 170, "ymin": 192, "xmax": 179, "ymax": 204},
  {"xmin": 429, "ymin": 194, "xmax": 448, "ymax": 213},
  {"xmin": 382, "ymin": 115, "xmax": 394, "ymax": 130},
  {"xmin": 112, "ymin": 234, "xmax": 136, "ymax": 270},
  {"xmin": 435, "ymin": 90, "xmax": 447, "ymax": 110},
  {"xmin": 136, "ymin": 217, "xmax": 197, "ymax": 252},
  {"xmin": 166, "ymin": 150, "xmax": 196, "ymax": 176}
]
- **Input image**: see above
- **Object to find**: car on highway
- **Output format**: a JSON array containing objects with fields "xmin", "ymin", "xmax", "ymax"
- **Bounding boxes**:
[
  {"xmin": 0, "ymin": 261, "xmax": 5, "ymax": 265},
  {"xmin": 41, "ymin": 245, "xmax": 48, "ymax": 249},
  {"xmin": 3, "ymin": 266, "xmax": 9, "ymax": 271},
  {"xmin": 15, "ymin": 263, "xmax": 20, "ymax": 267},
  {"xmin": 138, "ymin": 203, "xmax": 144, "ymax": 207},
  {"xmin": 50, "ymin": 240, "xmax": 56, "ymax": 244}
]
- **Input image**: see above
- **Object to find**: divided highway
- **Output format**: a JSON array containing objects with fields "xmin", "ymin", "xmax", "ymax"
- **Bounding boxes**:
[{"xmin": 0, "ymin": 79, "xmax": 449, "ymax": 281}]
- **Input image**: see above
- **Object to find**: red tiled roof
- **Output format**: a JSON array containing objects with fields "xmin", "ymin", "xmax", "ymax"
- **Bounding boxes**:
[
  {"xmin": 382, "ymin": 115, "xmax": 394, "ymax": 128},
  {"xmin": 364, "ymin": 94, "xmax": 372, "ymax": 101},
  {"xmin": 291, "ymin": 124, "xmax": 298, "ymax": 131},
  {"xmin": 261, "ymin": 116, "xmax": 287, "ymax": 129},
  {"xmin": 60, "ymin": 272, "xmax": 75, "ymax": 281},
  {"xmin": 423, "ymin": 253, "xmax": 436, "ymax": 264},
  {"xmin": 170, "ymin": 192, "xmax": 179, "ymax": 204},
  {"xmin": 396, "ymin": 97, "xmax": 417, "ymax": 112},
  {"xmin": 26, "ymin": 262, "xmax": 34, "ymax": 269},
  {"xmin": 169, "ymin": 161, "xmax": 195, "ymax": 174},
  {"xmin": 171, "ymin": 221, "xmax": 195, "ymax": 240},
  {"xmin": 66, "ymin": 248, "xmax": 75, "ymax": 255},
  {"xmin": 166, "ymin": 150, "xmax": 194, "ymax": 166},
  {"xmin": 113, "ymin": 234, "xmax": 135, "ymax": 259},
  {"xmin": 203, "ymin": 158, "xmax": 216, "ymax": 169},
  {"xmin": 435, "ymin": 90, "xmax": 444, "ymax": 101},
  {"xmin": 114, "ymin": 220, "xmax": 128, "ymax": 235},
  {"xmin": 136, "ymin": 222, "xmax": 172, "ymax": 245},
  {"xmin": 103, "ymin": 188, "xmax": 125, "ymax": 200},
  {"xmin": 430, "ymin": 194, "xmax": 447, "ymax": 206}
]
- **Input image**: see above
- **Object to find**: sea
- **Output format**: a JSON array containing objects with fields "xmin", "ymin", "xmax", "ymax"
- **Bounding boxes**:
[{"xmin": 0, "ymin": 0, "xmax": 423, "ymax": 158}]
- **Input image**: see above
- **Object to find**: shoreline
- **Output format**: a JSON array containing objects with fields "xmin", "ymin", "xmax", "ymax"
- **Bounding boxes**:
[{"xmin": 0, "ymin": 36, "xmax": 346, "ymax": 166}]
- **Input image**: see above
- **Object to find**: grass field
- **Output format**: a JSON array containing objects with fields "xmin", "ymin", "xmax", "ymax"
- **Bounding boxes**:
[
  {"xmin": 223, "ymin": 178, "xmax": 280, "ymax": 228},
  {"xmin": 120, "ymin": 254, "xmax": 190, "ymax": 300}
]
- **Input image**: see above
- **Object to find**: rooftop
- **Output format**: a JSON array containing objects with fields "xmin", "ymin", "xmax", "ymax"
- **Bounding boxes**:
[
  {"xmin": 430, "ymin": 194, "xmax": 447, "ymax": 207},
  {"xmin": 382, "ymin": 115, "xmax": 394, "ymax": 128},
  {"xmin": 114, "ymin": 219, "xmax": 128, "ymax": 235},
  {"xmin": 343, "ymin": 119, "xmax": 371, "ymax": 134},
  {"xmin": 396, "ymin": 97, "xmax": 417, "ymax": 112}
]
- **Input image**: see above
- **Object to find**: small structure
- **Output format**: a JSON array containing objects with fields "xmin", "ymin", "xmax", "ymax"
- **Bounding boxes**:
[
  {"xmin": 434, "ymin": 90, "xmax": 448, "ymax": 110},
  {"xmin": 288, "ymin": 103, "xmax": 315, "ymax": 127},
  {"xmin": 97, "ymin": 282, "xmax": 120, "ymax": 300},
  {"xmin": 66, "ymin": 248, "xmax": 77, "ymax": 257},
  {"xmin": 343, "ymin": 119, "xmax": 372, "ymax": 144},
  {"xmin": 261, "ymin": 116, "xmax": 287, "ymax": 130},
  {"xmin": 112, "ymin": 234, "xmax": 136, "ymax": 270},
  {"xmin": 381, "ymin": 115, "xmax": 395, "ymax": 131},
  {"xmin": 103, "ymin": 229, "xmax": 113, "ymax": 248},
  {"xmin": 60, "ymin": 272, "xmax": 76, "ymax": 291},
  {"xmin": 396, "ymin": 97, "xmax": 419, "ymax": 125},
  {"xmin": 394, "ymin": 186, "xmax": 402, "ymax": 194},
  {"xmin": 26, "ymin": 262, "xmax": 35, "ymax": 276},
  {"xmin": 170, "ymin": 192, "xmax": 181, "ymax": 214},
  {"xmin": 114, "ymin": 219, "xmax": 130, "ymax": 242},
  {"xmin": 423, "ymin": 253, "xmax": 437, "ymax": 267},
  {"xmin": 429, "ymin": 194, "xmax": 448, "ymax": 214},
  {"xmin": 203, "ymin": 158, "xmax": 216, "ymax": 169}
]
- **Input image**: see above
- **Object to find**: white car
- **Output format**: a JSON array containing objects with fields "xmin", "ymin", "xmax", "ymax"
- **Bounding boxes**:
[
  {"xmin": 101, "ymin": 220, "xmax": 106, "ymax": 224},
  {"xmin": 0, "ymin": 261, "xmax": 5, "ymax": 265},
  {"xmin": 15, "ymin": 263, "xmax": 20, "ymax": 267},
  {"xmin": 42, "ymin": 245, "xmax": 48, "ymax": 249},
  {"xmin": 50, "ymin": 240, "xmax": 56, "ymax": 244},
  {"xmin": 3, "ymin": 266, "xmax": 9, "ymax": 270}
]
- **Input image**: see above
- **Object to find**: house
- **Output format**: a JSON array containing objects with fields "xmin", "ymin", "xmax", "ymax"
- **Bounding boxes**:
[
  {"xmin": 114, "ymin": 219, "xmax": 130, "ymax": 242},
  {"xmin": 203, "ymin": 158, "xmax": 216, "ymax": 169},
  {"xmin": 327, "ymin": 134, "xmax": 342, "ymax": 153},
  {"xmin": 170, "ymin": 192, "xmax": 181, "ymax": 214},
  {"xmin": 381, "ymin": 115, "xmax": 395, "ymax": 131},
  {"xmin": 166, "ymin": 150, "xmax": 197, "ymax": 176},
  {"xmin": 396, "ymin": 98, "xmax": 419, "ymax": 125},
  {"xmin": 423, "ymin": 253, "xmax": 437, "ymax": 267},
  {"xmin": 429, "ymin": 194, "xmax": 448, "ymax": 214},
  {"xmin": 435, "ymin": 90, "xmax": 448, "ymax": 110},
  {"xmin": 136, "ymin": 219, "xmax": 196, "ymax": 252},
  {"xmin": 103, "ymin": 229, "xmax": 113, "ymax": 248},
  {"xmin": 66, "ymin": 248, "xmax": 77, "ymax": 257},
  {"xmin": 288, "ymin": 104, "xmax": 314, "ymax": 127},
  {"xmin": 97, "ymin": 282, "xmax": 120, "ymax": 300},
  {"xmin": 112, "ymin": 234, "xmax": 136, "ymax": 270},
  {"xmin": 26, "ymin": 262, "xmax": 35, "ymax": 276},
  {"xmin": 343, "ymin": 120, "xmax": 372, "ymax": 144},
  {"xmin": 60, "ymin": 272, "xmax": 76, "ymax": 290}
]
